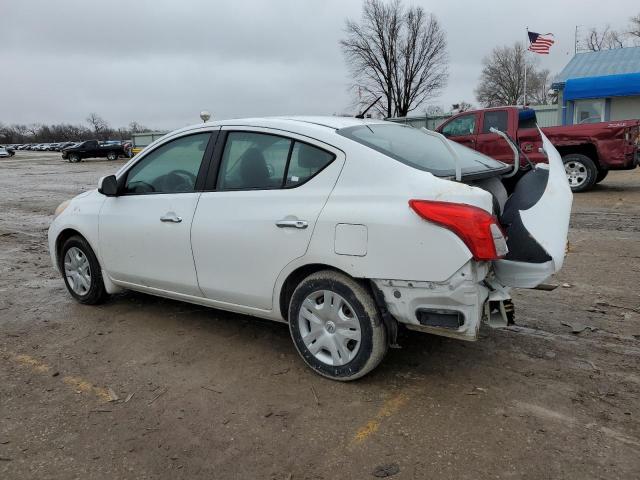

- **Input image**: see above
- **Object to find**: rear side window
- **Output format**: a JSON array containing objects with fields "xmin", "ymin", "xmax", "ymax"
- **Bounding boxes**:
[
  {"xmin": 482, "ymin": 110, "xmax": 508, "ymax": 133},
  {"xmin": 285, "ymin": 142, "xmax": 334, "ymax": 187},
  {"xmin": 217, "ymin": 132, "xmax": 335, "ymax": 190}
]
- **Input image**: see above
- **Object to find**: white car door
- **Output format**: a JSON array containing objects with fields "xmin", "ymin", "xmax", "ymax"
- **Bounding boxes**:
[
  {"xmin": 191, "ymin": 128, "xmax": 344, "ymax": 310},
  {"xmin": 493, "ymin": 130, "xmax": 573, "ymax": 288},
  {"xmin": 99, "ymin": 131, "xmax": 217, "ymax": 296}
]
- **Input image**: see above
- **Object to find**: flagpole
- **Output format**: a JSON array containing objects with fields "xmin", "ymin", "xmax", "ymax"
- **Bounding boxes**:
[{"xmin": 524, "ymin": 27, "xmax": 528, "ymax": 106}]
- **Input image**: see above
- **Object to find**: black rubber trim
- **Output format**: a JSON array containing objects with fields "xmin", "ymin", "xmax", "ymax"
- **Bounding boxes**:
[
  {"xmin": 416, "ymin": 309, "xmax": 464, "ymax": 329},
  {"xmin": 370, "ymin": 281, "xmax": 398, "ymax": 346},
  {"xmin": 500, "ymin": 167, "xmax": 552, "ymax": 264},
  {"xmin": 194, "ymin": 130, "xmax": 220, "ymax": 191},
  {"xmin": 503, "ymin": 214, "xmax": 552, "ymax": 263},
  {"xmin": 501, "ymin": 167, "xmax": 549, "ymax": 223}
]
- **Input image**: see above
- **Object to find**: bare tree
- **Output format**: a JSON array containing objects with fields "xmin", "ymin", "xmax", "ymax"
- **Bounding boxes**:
[
  {"xmin": 86, "ymin": 113, "xmax": 109, "ymax": 139},
  {"xmin": 475, "ymin": 43, "xmax": 527, "ymax": 107},
  {"xmin": 629, "ymin": 14, "xmax": 640, "ymax": 41},
  {"xmin": 341, "ymin": 0, "xmax": 448, "ymax": 118},
  {"xmin": 0, "ymin": 119, "xmax": 157, "ymax": 144},
  {"xmin": 475, "ymin": 43, "xmax": 555, "ymax": 107},
  {"xmin": 128, "ymin": 121, "xmax": 150, "ymax": 134},
  {"xmin": 527, "ymin": 69, "xmax": 557, "ymax": 105},
  {"xmin": 585, "ymin": 26, "xmax": 624, "ymax": 51},
  {"xmin": 425, "ymin": 104, "xmax": 444, "ymax": 116},
  {"xmin": 452, "ymin": 101, "xmax": 473, "ymax": 112}
]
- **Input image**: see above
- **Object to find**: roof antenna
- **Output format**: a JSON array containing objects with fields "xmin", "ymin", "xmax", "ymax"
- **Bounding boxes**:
[{"xmin": 356, "ymin": 96, "xmax": 382, "ymax": 119}]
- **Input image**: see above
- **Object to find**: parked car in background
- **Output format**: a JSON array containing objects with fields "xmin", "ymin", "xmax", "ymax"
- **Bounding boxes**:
[
  {"xmin": 436, "ymin": 106, "xmax": 640, "ymax": 192},
  {"xmin": 61, "ymin": 140, "xmax": 126, "ymax": 162},
  {"xmin": 49, "ymin": 116, "xmax": 572, "ymax": 380},
  {"xmin": 0, "ymin": 146, "xmax": 15, "ymax": 157}
]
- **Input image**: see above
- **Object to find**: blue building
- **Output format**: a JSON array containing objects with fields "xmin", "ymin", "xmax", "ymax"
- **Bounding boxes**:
[{"xmin": 552, "ymin": 47, "xmax": 640, "ymax": 125}]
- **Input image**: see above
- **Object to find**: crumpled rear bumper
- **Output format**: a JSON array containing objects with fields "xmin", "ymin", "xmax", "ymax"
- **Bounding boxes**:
[{"xmin": 372, "ymin": 262, "xmax": 494, "ymax": 341}]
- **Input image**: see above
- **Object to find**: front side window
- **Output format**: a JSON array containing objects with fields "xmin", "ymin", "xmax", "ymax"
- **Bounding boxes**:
[
  {"xmin": 482, "ymin": 110, "xmax": 508, "ymax": 133},
  {"xmin": 124, "ymin": 133, "xmax": 210, "ymax": 194},
  {"xmin": 441, "ymin": 114, "xmax": 476, "ymax": 137}
]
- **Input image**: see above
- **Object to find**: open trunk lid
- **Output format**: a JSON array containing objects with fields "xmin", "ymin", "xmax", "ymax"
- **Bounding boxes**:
[{"xmin": 492, "ymin": 130, "xmax": 573, "ymax": 288}]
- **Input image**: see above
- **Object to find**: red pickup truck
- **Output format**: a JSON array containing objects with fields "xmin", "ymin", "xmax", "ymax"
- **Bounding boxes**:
[{"xmin": 436, "ymin": 107, "xmax": 640, "ymax": 192}]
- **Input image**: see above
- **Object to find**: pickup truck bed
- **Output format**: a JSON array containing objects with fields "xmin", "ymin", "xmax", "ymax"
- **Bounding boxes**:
[{"xmin": 436, "ymin": 107, "xmax": 640, "ymax": 192}]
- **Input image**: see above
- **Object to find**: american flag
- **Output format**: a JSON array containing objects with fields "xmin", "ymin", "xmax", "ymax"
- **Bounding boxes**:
[{"xmin": 528, "ymin": 31, "xmax": 554, "ymax": 54}]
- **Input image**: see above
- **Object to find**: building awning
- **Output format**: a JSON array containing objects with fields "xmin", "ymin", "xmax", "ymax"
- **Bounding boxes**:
[{"xmin": 563, "ymin": 72, "xmax": 640, "ymax": 101}]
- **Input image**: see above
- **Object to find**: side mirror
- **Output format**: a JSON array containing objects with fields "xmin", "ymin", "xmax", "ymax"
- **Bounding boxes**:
[{"xmin": 98, "ymin": 175, "xmax": 119, "ymax": 196}]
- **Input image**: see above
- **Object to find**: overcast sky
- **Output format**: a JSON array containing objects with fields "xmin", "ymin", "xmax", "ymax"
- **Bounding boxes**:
[{"xmin": 1, "ymin": 0, "xmax": 638, "ymax": 130}]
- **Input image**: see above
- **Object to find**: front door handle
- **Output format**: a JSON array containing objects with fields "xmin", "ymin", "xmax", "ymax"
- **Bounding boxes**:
[
  {"xmin": 160, "ymin": 212, "xmax": 182, "ymax": 223},
  {"xmin": 276, "ymin": 219, "xmax": 308, "ymax": 229}
]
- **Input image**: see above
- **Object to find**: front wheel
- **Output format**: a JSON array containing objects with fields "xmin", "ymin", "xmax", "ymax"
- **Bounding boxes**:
[
  {"xmin": 562, "ymin": 153, "xmax": 598, "ymax": 192},
  {"xmin": 60, "ymin": 235, "xmax": 108, "ymax": 305},
  {"xmin": 595, "ymin": 169, "xmax": 609, "ymax": 184},
  {"xmin": 288, "ymin": 270, "xmax": 388, "ymax": 381},
  {"xmin": 107, "ymin": 152, "xmax": 118, "ymax": 161},
  {"xmin": 68, "ymin": 153, "xmax": 81, "ymax": 163}
]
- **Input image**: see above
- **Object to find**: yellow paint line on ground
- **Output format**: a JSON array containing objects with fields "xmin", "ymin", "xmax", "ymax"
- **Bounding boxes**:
[
  {"xmin": 352, "ymin": 392, "xmax": 408, "ymax": 445},
  {"xmin": 9, "ymin": 352, "xmax": 110, "ymax": 403},
  {"xmin": 63, "ymin": 376, "xmax": 112, "ymax": 402},
  {"xmin": 13, "ymin": 353, "xmax": 50, "ymax": 373}
]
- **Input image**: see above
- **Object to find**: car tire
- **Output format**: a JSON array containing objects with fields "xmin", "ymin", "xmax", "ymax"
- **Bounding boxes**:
[
  {"xmin": 595, "ymin": 169, "xmax": 609, "ymax": 184},
  {"xmin": 59, "ymin": 235, "xmax": 108, "ymax": 305},
  {"xmin": 288, "ymin": 270, "xmax": 388, "ymax": 381},
  {"xmin": 107, "ymin": 152, "xmax": 118, "ymax": 161},
  {"xmin": 562, "ymin": 153, "xmax": 597, "ymax": 192},
  {"xmin": 68, "ymin": 153, "xmax": 81, "ymax": 163}
]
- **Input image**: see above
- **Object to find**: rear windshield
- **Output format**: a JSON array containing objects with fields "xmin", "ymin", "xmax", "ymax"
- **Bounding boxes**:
[{"xmin": 338, "ymin": 123, "xmax": 508, "ymax": 178}]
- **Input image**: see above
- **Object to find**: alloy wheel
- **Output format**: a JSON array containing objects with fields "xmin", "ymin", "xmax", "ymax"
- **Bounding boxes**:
[{"xmin": 564, "ymin": 161, "xmax": 588, "ymax": 188}]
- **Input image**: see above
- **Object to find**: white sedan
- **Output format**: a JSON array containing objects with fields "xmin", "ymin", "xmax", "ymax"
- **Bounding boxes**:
[
  {"xmin": 49, "ymin": 116, "xmax": 572, "ymax": 380},
  {"xmin": 0, "ymin": 146, "xmax": 14, "ymax": 157}
]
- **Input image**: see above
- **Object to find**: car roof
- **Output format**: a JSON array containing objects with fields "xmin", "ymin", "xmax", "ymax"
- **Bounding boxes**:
[{"xmin": 170, "ymin": 115, "xmax": 389, "ymax": 139}]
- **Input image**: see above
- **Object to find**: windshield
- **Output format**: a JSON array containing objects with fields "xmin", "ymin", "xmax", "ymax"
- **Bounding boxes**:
[{"xmin": 338, "ymin": 123, "xmax": 508, "ymax": 178}]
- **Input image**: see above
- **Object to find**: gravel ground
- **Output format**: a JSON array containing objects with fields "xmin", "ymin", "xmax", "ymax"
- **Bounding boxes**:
[{"xmin": 1, "ymin": 151, "xmax": 639, "ymax": 479}]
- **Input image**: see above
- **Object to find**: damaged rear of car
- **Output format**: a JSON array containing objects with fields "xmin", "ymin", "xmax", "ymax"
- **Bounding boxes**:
[{"xmin": 337, "ymin": 120, "xmax": 573, "ymax": 342}]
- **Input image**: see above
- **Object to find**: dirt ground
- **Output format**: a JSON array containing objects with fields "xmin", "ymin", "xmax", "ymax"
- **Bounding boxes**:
[{"xmin": 1, "ymin": 151, "xmax": 639, "ymax": 479}]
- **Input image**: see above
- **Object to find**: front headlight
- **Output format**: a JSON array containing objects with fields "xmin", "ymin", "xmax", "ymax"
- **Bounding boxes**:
[{"xmin": 54, "ymin": 199, "xmax": 71, "ymax": 219}]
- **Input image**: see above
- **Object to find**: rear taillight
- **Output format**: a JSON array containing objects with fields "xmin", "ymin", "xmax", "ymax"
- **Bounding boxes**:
[{"xmin": 409, "ymin": 200, "xmax": 508, "ymax": 261}]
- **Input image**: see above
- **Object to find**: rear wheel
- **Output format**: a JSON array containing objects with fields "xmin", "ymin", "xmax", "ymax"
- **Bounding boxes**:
[
  {"xmin": 562, "ymin": 154, "xmax": 597, "ymax": 192},
  {"xmin": 60, "ymin": 235, "xmax": 108, "ymax": 305},
  {"xmin": 68, "ymin": 153, "xmax": 81, "ymax": 163},
  {"xmin": 288, "ymin": 270, "xmax": 388, "ymax": 381},
  {"xmin": 595, "ymin": 169, "xmax": 609, "ymax": 184},
  {"xmin": 107, "ymin": 152, "xmax": 118, "ymax": 161}
]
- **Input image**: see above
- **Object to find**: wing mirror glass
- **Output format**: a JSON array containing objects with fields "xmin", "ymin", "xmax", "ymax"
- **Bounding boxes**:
[{"xmin": 98, "ymin": 175, "xmax": 119, "ymax": 196}]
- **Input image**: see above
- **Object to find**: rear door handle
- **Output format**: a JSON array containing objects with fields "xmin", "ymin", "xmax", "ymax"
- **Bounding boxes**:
[
  {"xmin": 160, "ymin": 212, "xmax": 182, "ymax": 223},
  {"xmin": 276, "ymin": 219, "xmax": 308, "ymax": 229}
]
